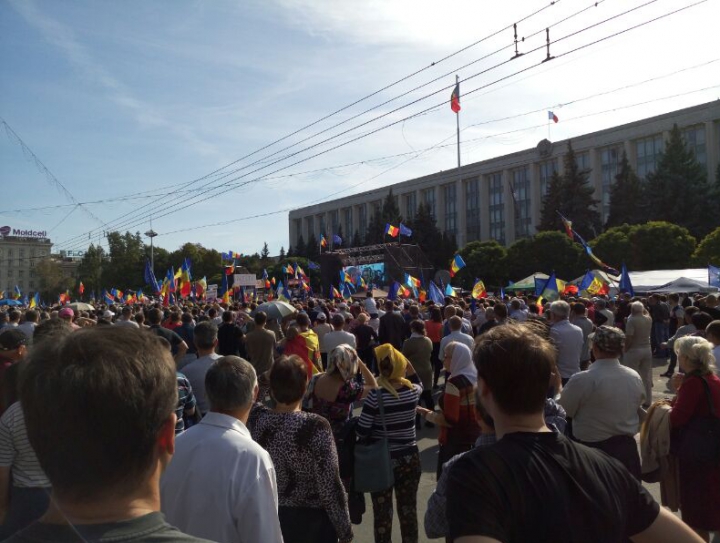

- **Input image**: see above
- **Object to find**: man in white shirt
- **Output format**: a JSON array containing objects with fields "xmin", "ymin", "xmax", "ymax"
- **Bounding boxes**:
[
  {"xmin": 439, "ymin": 316, "xmax": 474, "ymax": 360},
  {"xmin": 181, "ymin": 322, "xmax": 221, "ymax": 415},
  {"xmin": 16, "ymin": 310, "xmax": 38, "ymax": 340},
  {"xmin": 114, "ymin": 306, "xmax": 139, "ymax": 328},
  {"xmin": 559, "ymin": 325, "xmax": 645, "ymax": 479},
  {"xmin": 161, "ymin": 356, "xmax": 282, "ymax": 543},
  {"xmin": 549, "ymin": 301, "xmax": 584, "ymax": 386},
  {"xmin": 323, "ymin": 313, "xmax": 357, "ymax": 354}
]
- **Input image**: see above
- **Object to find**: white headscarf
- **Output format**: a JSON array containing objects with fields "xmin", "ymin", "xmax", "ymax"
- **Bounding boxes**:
[{"xmin": 449, "ymin": 343, "xmax": 477, "ymax": 384}]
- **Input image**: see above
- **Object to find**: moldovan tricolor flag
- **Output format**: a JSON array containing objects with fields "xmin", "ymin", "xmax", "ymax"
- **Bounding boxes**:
[
  {"xmin": 450, "ymin": 82, "xmax": 461, "ymax": 113},
  {"xmin": 548, "ymin": 111, "xmax": 559, "ymax": 123}
]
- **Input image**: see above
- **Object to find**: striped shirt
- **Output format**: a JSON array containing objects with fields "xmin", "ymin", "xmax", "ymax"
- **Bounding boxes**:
[
  {"xmin": 357, "ymin": 376, "xmax": 422, "ymax": 457},
  {"xmin": 0, "ymin": 402, "xmax": 50, "ymax": 488}
]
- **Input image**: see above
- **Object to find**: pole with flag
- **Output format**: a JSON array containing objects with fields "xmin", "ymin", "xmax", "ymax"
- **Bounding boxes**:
[{"xmin": 451, "ymin": 75, "xmax": 461, "ymax": 169}]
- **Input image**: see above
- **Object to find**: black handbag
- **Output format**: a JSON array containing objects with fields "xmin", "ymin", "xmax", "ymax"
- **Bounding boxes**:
[
  {"xmin": 678, "ymin": 375, "xmax": 720, "ymax": 465},
  {"xmin": 353, "ymin": 390, "xmax": 395, "ymax": 493}
]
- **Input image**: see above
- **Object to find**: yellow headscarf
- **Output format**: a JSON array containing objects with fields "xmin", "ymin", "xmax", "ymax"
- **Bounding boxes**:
[{"xmin": 374, "ymin": 344, "xmax": 413, "ymax": 398}]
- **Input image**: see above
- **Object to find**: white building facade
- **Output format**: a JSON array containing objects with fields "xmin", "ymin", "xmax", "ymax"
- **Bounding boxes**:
[{"xmin": 289, "ymin": 101, "xmax": 719, "ymax": 249}]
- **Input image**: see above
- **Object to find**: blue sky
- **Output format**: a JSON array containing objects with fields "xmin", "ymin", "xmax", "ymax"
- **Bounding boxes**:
[{"xmin": 1, "ymin": 0, "xmax": 718, "ymax": 257}]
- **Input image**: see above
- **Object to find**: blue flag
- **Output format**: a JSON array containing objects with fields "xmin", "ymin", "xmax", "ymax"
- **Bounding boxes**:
[
  {"xmin": 333, "ymin": 234, "xmax": 342, "ymax": 246},
  {"xmin": 709, "ymin": 264, "xmax": 720, "ymax": 288},
  {"xmin": 144, "ymin": 261, "xmax": 160, "ymax": 294},
  {"xmin": 534, "ymin": 278, "xmax": 545, "ymax": 297},
  {"xmin": 308, "ymin": 261, "xmax": 320, "ymax": 271},
  {"xmin": 445, "ymin": 283, "xmax": 454, "ymax": 296},
  {"xmin": 499, "ymin": 287, "xmax": 505, "ymax": 299},
  {"xmin": 618, "ymin": 263, "xmax": 634, "ymax": 296},
  {"xmin": 387, "ymin": 281, "xmax": 400, "ymax": 301},
  {"xmin": 578, "ymin": 271, "xmax": 594, "ymax": 292},
  {"xmin": 399, "ymin": 223, "xmax": 413, "ymax": 237},
  {"xmin": 428, "ymin": 281, "xmax": 445, "ymax": 306},
  {"xmin": 539, "ymin": 272, "xmax": 560, "ymax": 302}
]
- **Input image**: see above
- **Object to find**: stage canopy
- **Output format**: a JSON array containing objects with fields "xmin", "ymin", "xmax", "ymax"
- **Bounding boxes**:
[{"xmin": 628, "ymin": 268, "xmax": 714, "ymax": 293}]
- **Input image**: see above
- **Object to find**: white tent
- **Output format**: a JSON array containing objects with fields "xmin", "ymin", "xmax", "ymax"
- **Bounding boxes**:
[
  {"xmin": 646, "ymin": 277, "xmax": 718, "ymax": 294},
  {"xmin": 627, "ymin": 268, "xmax": 712, "ymax": 293}
]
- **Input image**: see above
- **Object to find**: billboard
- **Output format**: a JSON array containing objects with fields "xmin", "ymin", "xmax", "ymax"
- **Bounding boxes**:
[{"xmin": 343, "ymin": 262, "xmax": 386, "ymax": 287}]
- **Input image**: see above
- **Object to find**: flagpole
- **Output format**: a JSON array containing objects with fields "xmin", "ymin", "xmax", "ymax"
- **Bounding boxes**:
[{"xmin": 455, "ymin": 74, "xmax": 461, "ymax": 170}]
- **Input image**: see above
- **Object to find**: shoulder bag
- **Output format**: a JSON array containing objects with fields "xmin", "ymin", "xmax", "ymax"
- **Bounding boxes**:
[
  {"xmin": 353, "ymin": 390, "xmax": 395, "ymax": 492},
  {"xmin": 678, "ymin": 375, "xmax": 720, "ymax": 465}
]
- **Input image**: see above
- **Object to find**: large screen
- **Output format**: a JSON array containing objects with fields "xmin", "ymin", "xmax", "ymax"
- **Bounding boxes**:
[{"xmin": 343, "ymin": 263, "xmax": 386, "ymax": 287}]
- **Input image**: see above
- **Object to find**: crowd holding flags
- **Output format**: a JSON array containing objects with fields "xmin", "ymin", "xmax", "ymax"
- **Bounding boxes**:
[
  {"xmin": 471, "ymin": 279, "xmax": 487, "ymax": 299},
  {"xmin": 449, "ymin": 254, "xmax": 466, "ymax": 277}
]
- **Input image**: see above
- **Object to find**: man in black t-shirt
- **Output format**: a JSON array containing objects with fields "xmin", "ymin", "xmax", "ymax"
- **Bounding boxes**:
[{"xmin": 446, "ymin": 323, "xmax": 702, "ymax": 543}]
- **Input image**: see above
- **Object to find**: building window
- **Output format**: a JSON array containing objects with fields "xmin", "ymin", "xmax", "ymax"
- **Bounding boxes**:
[
  {"xmin": 343, "ymin": 208, "xmax": 353, "ymax": 238},
  {"xmin": 358, "ymin": 204, "xmax": 368, "ymax": 238},
  {"xmin": 19, "ymin": 249, "xmax": 25, "ymax": 258},
  {"xmin": 465, "ymin": 178, "xmax": 481, "ymax": 242},
  {"xmin": 29, "ymin": 281, "xmax": 34, "ymax": 289},
  {"xmin": 538, "ymin": 159, "xmax": 558, "ymax": 197},
  {"xmin": 293, "ymin": 219, "xmax": 302, "ymax": 245},
  {"xmin": 488, "ymin": 173, "xmax": 505, "ymax": 245},
  {"xmin": 600, "ymin": 146, "xmax": 623, "ymax": 223},
  {"xmin": 7, "ymin": 250, "xmax": 12, "ymax": 257},
  {"xmin": 576, "ymin": 152, "xmax": 590, "ymax": 171},
  {"xmin": 444, "ymin": 184, "xmax": 457, "ymax": 236},
  {"xmin": 305, "ymin": 216, "xmax": 315, "ymax": 243},
  {"xmin": 422, "ymin": 188, "xmax": 436, "ymax": 218},
  {"xmin": 683, "ymin": 125, "xmax": 706, "ymax": 166},
  {"xmin": 635, "ymin": 134, "xmax": 664, "ymax": 178},
  {"xmin": 511, "ymin": 167, "xmax": 531, "ymax": 239},
  {"xmin": 30, "ymin": 270, "xmax": 35, "ymax": 278},
  {"xmin": 329, "ymin": 210, "xmax": 339, "ymax": 236},
  {"xmin": 7, "ymin": 270, "xmax": 12, "ymax": 278},
  {"xmin": 318, "ymin": 214, "xmax": 326, "ymax": 236},
  {"xmin": 404, "ymin": 192, "xmax": 416, "ymax": 221}
]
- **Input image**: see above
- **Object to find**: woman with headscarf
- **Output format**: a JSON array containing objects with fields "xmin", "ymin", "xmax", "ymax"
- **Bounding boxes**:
[
  {"xmin": 305, "ymin": 344, "xmax": 377, "ymax": 439},
  {"xmin": 417, "ymin": 341, "xmax": 481, "ymax": 479},
  {"xmin": 356, "ymin": 343, "xmax": 422, "ymax": 543}
]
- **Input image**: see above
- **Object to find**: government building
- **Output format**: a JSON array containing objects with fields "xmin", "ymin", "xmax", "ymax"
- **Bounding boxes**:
[
  {"xmin": 0, "ymin": 226, "xmax": 52, "ymax": 296},
  {"xmin": 288, "ymin": 100, "xmax": 719, "ymax": 249}
]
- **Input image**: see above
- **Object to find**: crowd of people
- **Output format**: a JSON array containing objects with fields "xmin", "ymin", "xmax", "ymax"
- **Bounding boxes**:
[{"xmin": 0, "ymin": 287, "xmax": 719, "ymax": 542}]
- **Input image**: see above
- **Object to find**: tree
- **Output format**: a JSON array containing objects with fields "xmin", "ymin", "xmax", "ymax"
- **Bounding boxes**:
[
  {"xmin": 645, "ymin": 124, "xmax": 711, "ymax": 238},
  {"xmin": 457, "ymin": 240, "xmax": 508, "ymax": 289},
  {"xmin": 538, "ymin": 141, "xmax": 601, "ymax": 238},
  {"xmin": 294, "ymin": 235, "xmax": 307, "ymax": 259},
  {"xmin": 406, "ymin": 202, "xmax": 444, "ymax": 269},
  {"xmin": 606, "ymin": 151, "xmax": 646, "ymax": 229},
  {"xmin": 306, "ymin": 235, "xmax": 319, "ymax": 260},
  {"xmin": 279, "ymin": 246, "xmax": 286, "ymax": 260},
  {"xmin": 590, "ymin": 222, "xmax": 696, "ymax": 271},
  {"xmin": 260, "ymin": 242, "xmax": 270, "ymax": 265},
  {"xmin": 365, "ymin": 189, "xmax": 403, "ymax": 245},
  {"xmin": 77, "ymin": 244, "xmax": 106, "ymax": 296},
  {"xmin": 505, "ymin": 231, "xmax": 583, "ymax": 282},
  {"xmin": 351, "ymin": 229, "xmax": 363, "ymax": 248},
  {"xmin": 102, "ymin": 231, "xmax": 146, "ymax": 289},
  {"xmin": 36, "ymin": 259, "xmax": 75, "ymax": 301},
  {"xmin": 691, "ymin": 226, "xmax": 720, "ymax": 266}
]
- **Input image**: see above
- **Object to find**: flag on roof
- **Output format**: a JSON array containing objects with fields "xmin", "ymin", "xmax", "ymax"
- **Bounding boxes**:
[
  {"xmin": 450, "ymin": 81, "xmax": 461, "ymax": 113},
  {"xmin": 548, "ymin": 111, "xmax": 559, "ymax": 123},
  {"xmin": 619, "ymin": 262, "xmax": 634, "ymax": 297},
  {"xmin": 472, "ymin": 279, "xmax": 487, "ymax": 299},
  {"xmin": 399, "ymin": 223, "xmax": 413, "ymax": 237},
  {"xmin": 320, "ymin": 234, "xmax": 328, "ymax": 248},
  {"xmin": 449, "ymin": 254, "xmax": 466, "ymax": 277},
  {"xmin": 385, "ymin": 223, "xmax": 399, "ymax": 237},
  {"xmin": 332, "ymin": 234, "xmax": 342, "ymax": 246}
]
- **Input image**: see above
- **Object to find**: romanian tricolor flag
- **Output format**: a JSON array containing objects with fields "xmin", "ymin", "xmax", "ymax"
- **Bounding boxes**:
[
  {"xmin": 472, "ymin": 279, "xmax": 487, "ymax": 299},
  {"xmin": 78, "ymin": 282, "xmax": 85, "ymax": 295},
  {"xmin": 331, "ymin": 286, "xmax": 342, "ymax": 299},
  {"xmin": 398, "ymin": 284, "xmax": 411, "ymax": 298},
  {"xmin": 284, "ymin": 264, "xmax": 295, "ymax": 276},
  {"xmin": 385, "ymin": 223, "xmax": 399, "ymax": 237},
  {"xmin": 320, "ymin": 235, "xmax": 328, "ymax": 248},
  {"xmin": 340, "ymin": 270, "xmax": 352, "ymax": 284},
  {"xmin": 450, "ymin": 81, "xmax": 461, "ymax": 113},
  {"xmin": 103, "ymin": 290, "xmax": 114, "ymax": 305},
  {"xmin": 418, "ymin": 288, "xmax": 427, "ymax": 303},
  {"xmin": 548, "ymin": 111, "xmax": 559, "ymax": 123},
  {"xmin": 405, "ymin": 273, "xmax": 421, "ymax": 288},
  {"xmin": 449, "ymin": 254, "xmax": 466, "ymax": 278},
  {"xmin": 295, "ymin": 264, "xmax": 307, "ymax": 279}
]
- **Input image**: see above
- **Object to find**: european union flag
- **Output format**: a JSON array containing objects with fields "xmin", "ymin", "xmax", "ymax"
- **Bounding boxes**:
[
  {"xmin": 619, "ymin": 263, "xmax": 634, "ymax": 297},
  {"xmin": 428, "ymin": 281, "xmax": 445, "ymax": 306},
  {"xmin": 332, "ymin": 234, "xmax": 342, "ymax": 246},
  {"xmin": 399, "ymin": 223, "xmax": 413, "ymax": 237}
]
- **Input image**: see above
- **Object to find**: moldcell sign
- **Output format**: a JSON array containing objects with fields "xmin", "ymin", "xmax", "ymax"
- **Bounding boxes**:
[{"xmin": 0, "ymin": 226, "xmax": 48, "ymax": 238}]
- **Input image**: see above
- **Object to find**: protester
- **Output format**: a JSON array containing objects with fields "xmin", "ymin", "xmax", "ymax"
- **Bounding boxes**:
[
  {"xmin": 244, "ymin": 311, "xmax": 277, "ymax": 376},
  {"xmin": 624, "ymin": 300, "xmax": 654, "ymax": 407},
  {"xmin": 379, "ymin": 300, "xmax": 407, "ymax": 349},
  {"xmin": 148, "ymin": 307, "xmax": 189, "ymax": 363},
  {"xmin": 445, "ymin": 323, "xmax": 702, "ymax": 543},
  {"xmin": 570, "ymin": 302, "xmax": 594, "ymax": 370},
  {"xmin": 351, "ymin": 313, "xmax": 378, "ymax": 371},
  {"xmin": 356, "ymin": 344, "xmax": 422, "ymax": 543},
  {"xmin": 9, "ymin": 326, "xmax": 212, "ymax": 542},
  {"xmin": 549, "ymin": 300, "xmax": 584, "ymax": 386},
  {"xmin": 424, "ymin": 306, "xmax": 444, "ymax": 388},
  {"xmin": 0, "ymin": 330, "xmax": 27, "ymax": 417},
  {"xmin": 162, "ymin": 356, "xmax": 283, "ymax": 543},
  {"xmin": 249, "ymin": 355, "xmax": 353, "ymax": 543},
  {"xmin": 663, "ymin": 306, "xmax": 699, "ymax": 377},
  {"xmin": 314, "ymin": 312, "xmax": 333, "ymax": 368},
  {"xmin": 439, "ymin": 316, "xmax": 474, "ymax": 361},
  {"xmin": 15, "ymin": 310, "xmax": 37, "ymax": 341},
  {"xmin": 402, "ymin": 319, "xmax": 435, "ymax": 424},
  {"xmin": 669, "ymin": 336, "xmax": 720, "ymax": 540},
  {"xmin": 217, "ymin": 310, "xmax": 245, "ymax": 358},
  {"xmin": 324, "ymin": 313, "xmax": 357, "ymax": 354}
]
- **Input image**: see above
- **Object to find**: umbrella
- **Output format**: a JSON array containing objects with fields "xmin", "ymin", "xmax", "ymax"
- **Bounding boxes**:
[
  {"xmin": 0, "ymin": 299, "xmax": 22, "ymax": 307},
  {"xmin": 68, "ymin": 302, "xmax": 95, "ymax": 312},
  {"xmin": 252, "ymin": 301, "xmax": 297, "ymax": 320}
]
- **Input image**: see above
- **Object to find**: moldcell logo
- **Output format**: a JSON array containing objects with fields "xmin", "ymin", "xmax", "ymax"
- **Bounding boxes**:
[{"xmin": 0, "ymin": 226, "xmax": 10, "ymax": 237}]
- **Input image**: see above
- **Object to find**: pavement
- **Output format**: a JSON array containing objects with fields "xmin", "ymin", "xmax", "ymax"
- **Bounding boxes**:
[{"xmin": 351, "ymin": 354, "xmax": 677, "ymax": 542}]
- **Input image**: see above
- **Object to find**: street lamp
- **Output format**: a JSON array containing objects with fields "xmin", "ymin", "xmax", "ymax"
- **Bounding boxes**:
[{"xmin": 145, "ymin": 229, "xmax": 157, "ymax": 273}]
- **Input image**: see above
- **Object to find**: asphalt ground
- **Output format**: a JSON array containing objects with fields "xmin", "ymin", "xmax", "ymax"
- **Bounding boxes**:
[{"xmin": 350, "ymin": 355, "xmax": 678, "ymax": 542}]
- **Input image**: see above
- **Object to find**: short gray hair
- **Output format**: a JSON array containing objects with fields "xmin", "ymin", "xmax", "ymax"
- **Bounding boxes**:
[
  {"xmin": 631, "ymin": 301, "xmax": 645, "ymax": 315},
  {"xmin": 550, "ymin": 300, "xmax": 570, "ymax": 319},
  {"xmin": 205, "ymin": 356, "xmax": 257, "ymax": 411},
  {"xmin": 194, "ymin": 321, "xmax": 218, "ymax": 349}
]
